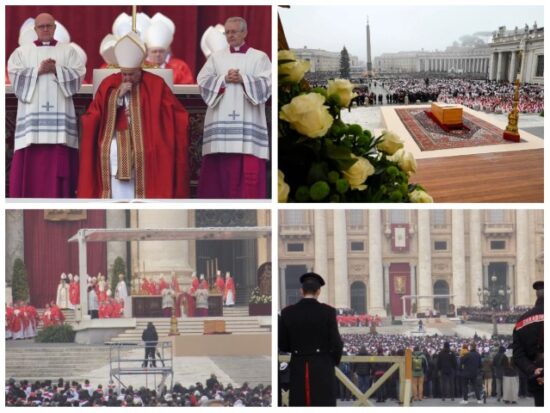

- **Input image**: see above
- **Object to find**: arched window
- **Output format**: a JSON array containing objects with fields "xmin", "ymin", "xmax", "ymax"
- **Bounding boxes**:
[
  {"xmin": 389, "ymin": 210, "xmax": 407, "ymax": 224},
  {"xmin": 285, "ymin": 210, "xmax": 306, "ymax": 225},
  {"xmin": 348, "ymin": 210, "xmax": 364, "ymax": 226},
  {"xmin": 431, "ymin": 210, "xmax": 447, "ymax": 225},
  {"xmin": 487, "ymin": 210, "xmax": 505, "ymax": 223}
]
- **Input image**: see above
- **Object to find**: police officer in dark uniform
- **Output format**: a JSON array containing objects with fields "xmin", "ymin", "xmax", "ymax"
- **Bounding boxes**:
[
  {"xmin": 512, "ymin": 280, "xmax": 543, "ymax": 406},
  {"xmin": 279, "ymin": 272, "xmax": 343, "ymax": 406}
]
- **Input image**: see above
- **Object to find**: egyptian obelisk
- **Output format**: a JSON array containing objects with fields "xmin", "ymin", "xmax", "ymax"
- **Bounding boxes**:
[{"xmin": 366, "ymin": 16, "xmax": 373, "ymax": 76}]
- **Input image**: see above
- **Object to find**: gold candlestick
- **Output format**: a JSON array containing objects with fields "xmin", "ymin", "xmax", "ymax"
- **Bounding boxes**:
[{"xmin": 503, "ymin": 78, "xmax": 521, "ymax": 142}]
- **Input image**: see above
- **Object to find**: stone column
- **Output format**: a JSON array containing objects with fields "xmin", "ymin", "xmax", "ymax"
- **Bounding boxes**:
[
  {"xmin": 314, "ymin": 210, "xmax": 329, "ymax": 303},
  {"xmin": 516, "ymin": 210, "xmax": 530, "ymax": 306},
  {"xmin": 452, "ymin": 210, "xmax": 466, "ymax": 307},
  {"xmin": 488, "ymin": 54, "xmax": 495, "ymax": 80},
  {"xmin": 417, "ymin": 211, "xmax": 432, "ymax": 312},
  {"xmin": 469, "ymin": 210, "xmax": 483, "ymax": 306},
  {"xmin": 106, "ymin": 210, "xmax": 128, "ymax": 277},
  {"xmin": 496, "ymin": 52, "xmax": 503, "ymax": 81},
  {"xmin": 333, "ymin": 210, "xmax": 349, "ymax": 308},
  {"xmin": 509, "ymin": 52, "xmax": 517, "ymax": 82},
  {"xmin": 528, "ymin": 212, "xmax": 537, "ymax": 298},
  {"xmin": 368, "ymin": 210, "xmax": 386, "ymax": 316},
  {"xmin": 133, "ymin": 210, "xmax": 192, "ymax": 285},
  {"xmin": 383, "ymin": 263, "xmax": 390, "ymax": 308},
  {"xmin": 279, "ymin": 265, "xmax": 287, "ymax": 309},
  {"xmin": 256, "ymin": 210, "xmax": 270, "ymax": 266}
]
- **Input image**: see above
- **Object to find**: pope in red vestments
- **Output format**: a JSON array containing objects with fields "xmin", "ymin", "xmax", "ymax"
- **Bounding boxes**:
[{"xmin": 78, "ymin": 70, "xmax": 189, "ymax": 198}]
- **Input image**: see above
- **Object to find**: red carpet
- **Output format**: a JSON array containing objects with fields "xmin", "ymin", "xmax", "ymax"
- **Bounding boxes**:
[{"xmin": 395, "ymin": 107, "xmax": 522, "ymax": 151}]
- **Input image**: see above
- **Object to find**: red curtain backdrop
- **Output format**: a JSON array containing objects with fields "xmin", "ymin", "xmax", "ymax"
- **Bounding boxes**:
[
  {"xmin": 23, "ymin": 210, "xmax": 107, "ymax": 307},
  {"xmin": 6, "ymin": 5, "xmax": 271, "ymax": 83},
  {"xmin": 389, "ymin": 263, "xmax": 411, "ymax": 316}
]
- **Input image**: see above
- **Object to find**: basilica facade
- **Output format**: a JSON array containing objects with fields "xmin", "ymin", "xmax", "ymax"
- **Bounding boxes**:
[
  {"xmin": 374, "ymin": 24, "xmax": 543, "ymax": 84},
  {"xmin": 278, "ymin": 210, "xmax": 543, "ymax": 317}
]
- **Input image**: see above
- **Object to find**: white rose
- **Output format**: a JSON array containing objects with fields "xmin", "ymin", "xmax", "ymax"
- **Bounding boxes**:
[
  {"xmin": 278, "ymin": 170, "xmax": 290, "ymax": 203},
  {"xmin": 409, "ymin": 189, "xmax": 434, "ymax": 203},
  {"xmin": 342, "ymin": 155, "xmax": 375, "ymax": 191},
  {"xmin": 327, "ymin": 79, "xmax": 357, "ymax": 108},
  {"xmin": 278, "ymin": 50, "xmax": 310, "ymax": 84},
  {"xmin": 390, "ymin": 149, "xmax": 417, "ymax": 175},
  {"xmin": 377, "ymin": 130, "xmax": 404, "ymax": 155},
  {"xmin": 280, "ymin": 93, "xmax": 334, "ymax": 138}
]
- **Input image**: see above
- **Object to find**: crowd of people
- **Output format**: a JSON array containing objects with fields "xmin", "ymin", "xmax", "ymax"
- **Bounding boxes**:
[
  {"xmin": 332, "ymin": 333, "xmax": 531, "ymax": 405},
  {"xmin": 458, "ymin": 306, "xmax": 531, "ymax": 324},
  {"xmin": 380, "ymin": 78, "xmax": 544, "ymax": 113},
  {"xmin": 310, "ymin": 75, "xmax": 544, "ymax": 114},
  {"xmin": 5, "ymin": 376, "xmax": 272, "ymax": 407}
]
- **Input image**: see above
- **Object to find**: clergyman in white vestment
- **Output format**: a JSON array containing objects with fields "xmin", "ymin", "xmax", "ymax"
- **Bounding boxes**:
[
  {"xmin": 197, "ymin": 16, "xmax": 271, "ymax": 199},
  {"xmin": 7, "ymin": 13, "xmax": 85, "ymax": 198}
]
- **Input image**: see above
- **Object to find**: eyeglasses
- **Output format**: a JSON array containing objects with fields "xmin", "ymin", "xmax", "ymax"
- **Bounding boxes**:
[
  {"xmin": 223, "ymin": 30, "xmax": 242, "ymax": 36},
  {"xmin": 36, "ymin": 24, "xmax": 55, "ymax": 30}
]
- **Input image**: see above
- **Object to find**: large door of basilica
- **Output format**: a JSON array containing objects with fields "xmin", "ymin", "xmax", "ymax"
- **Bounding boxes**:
[
  {"xmin": 195, "ymin": 210, "xmax": 258, "ymax": 305},
  {"xmin": 23, "ymin": 210, "xmax": 107, "ymax": 307},
  {"xmin": 389, "ymin": 263, "xmax": 411, "ymax": 317}
]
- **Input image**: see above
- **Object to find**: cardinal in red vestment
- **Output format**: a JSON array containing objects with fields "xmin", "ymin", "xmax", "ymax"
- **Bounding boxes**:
[{"xmin": 69, "ymin": 275, "xmax": 80, "ymax": 305}]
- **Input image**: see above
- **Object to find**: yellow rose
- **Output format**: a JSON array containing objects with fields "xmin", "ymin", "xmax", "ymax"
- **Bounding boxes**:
[
  {"xmin": 341, "ymin": 155, "xmax": 375, "ymax": 191},
  {"xmin": 280, "ymin": 93, "xmax": 334, "ymax": 138},
  {"xmin": 377, "ymin": 130, "xmax": 404, "ymax": 155},
  {"xmin": 409, "ymin": 189, "xmax": 434, "ymax": 203},
  {"xmin": 327, "ymin": 79, "xmax": 357, "ymax": 108},
  {"xmin": 390, "ymin": 149, "xmax": 417, "ymax": 175},
  {"xmin": 278, "ymin": 170, "xmax": 290, "ymax": 203},
  {"xmin": 278, "ymin": 50, "xmax": 311, "ymax": 84}
]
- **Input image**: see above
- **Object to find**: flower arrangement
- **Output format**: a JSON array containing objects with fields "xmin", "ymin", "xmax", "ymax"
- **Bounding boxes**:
[
  {"xmin": 249, "ymin": 287, "xmax": 272, "ymax": 304},
  {"xmin": 278, "ymin": 50, "xmax": 432, "ymax": 203}
]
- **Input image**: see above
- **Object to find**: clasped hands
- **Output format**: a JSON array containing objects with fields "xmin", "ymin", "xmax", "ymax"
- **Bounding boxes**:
[
  {"xmin": 119, "ymin": 82, "xmax": 133, "ymax": 97},
  {"xmin": 38, "ymin": 58, "xmax": 56, "ymax": 75},
  {"xmin": 225, "ymin": 68, "xmax": 243, "ymax": 84}
]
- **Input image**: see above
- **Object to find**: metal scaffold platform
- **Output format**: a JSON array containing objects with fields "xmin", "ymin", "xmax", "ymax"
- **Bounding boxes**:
[{"xmin": 108, "ymin": 341, "xmax": 174, "ymax": 391}]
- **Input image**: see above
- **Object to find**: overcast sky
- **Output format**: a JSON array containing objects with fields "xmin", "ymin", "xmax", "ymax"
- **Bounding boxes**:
[{"xmin": 280, "ymin": 6, "xmax": 544, "ymax": 62}]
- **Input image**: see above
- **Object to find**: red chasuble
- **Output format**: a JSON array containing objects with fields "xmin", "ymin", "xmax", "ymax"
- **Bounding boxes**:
[
  {"xmin": 78, "ymin": 71, "xmax": 190, "ymax": 198},
  {"xmin": 165, "ymin": 57, "xmax": 195, "ymax": 84}
]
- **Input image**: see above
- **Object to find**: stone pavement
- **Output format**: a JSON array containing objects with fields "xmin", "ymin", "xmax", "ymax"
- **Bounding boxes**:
[{"xmin": 5, "ymin": 340, "xmax": 270, "ymax": 389}]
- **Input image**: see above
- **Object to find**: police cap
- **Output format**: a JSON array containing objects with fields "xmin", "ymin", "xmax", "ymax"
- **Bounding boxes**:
[
  {"xmin": 299, "ymin": 272, "xmax": 325, "ymax": 288},
  {"xmin": 532, "ymin": 280, "xmax": 543, "ymax": 290}
]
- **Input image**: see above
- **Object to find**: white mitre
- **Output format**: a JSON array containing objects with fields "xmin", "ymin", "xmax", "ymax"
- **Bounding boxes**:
[
  {"xmin": 151, "ymin": 12, "xmax": 175, "ymax": 36},
  {"xmin": 54, "ymin": 20, "xmax": 71, "ymax": 43},
  {"xmin": 114, "ymin": 32, "xmax": 146, "ymax": 69},
  {"xmin": 18, "ymin": 18, "xmax": 35, "ymax": 46},
  {"xmin": 144, "ymin": 21, "xmax": 173, "ymax": 49},
  {"xmin": 100, "ymin": 34, "xmax": 118, "ymax": 65},
  {"xmin": 70, "ymin": 42, "xmax": 88, "ymax": 65},
  {"xmin": 112, "ymin": 12, "xmax": 151, "ymax": 42},
  {"xmin": 200, "ymin": 24, "xmax": 226, "ymax": 58}
]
